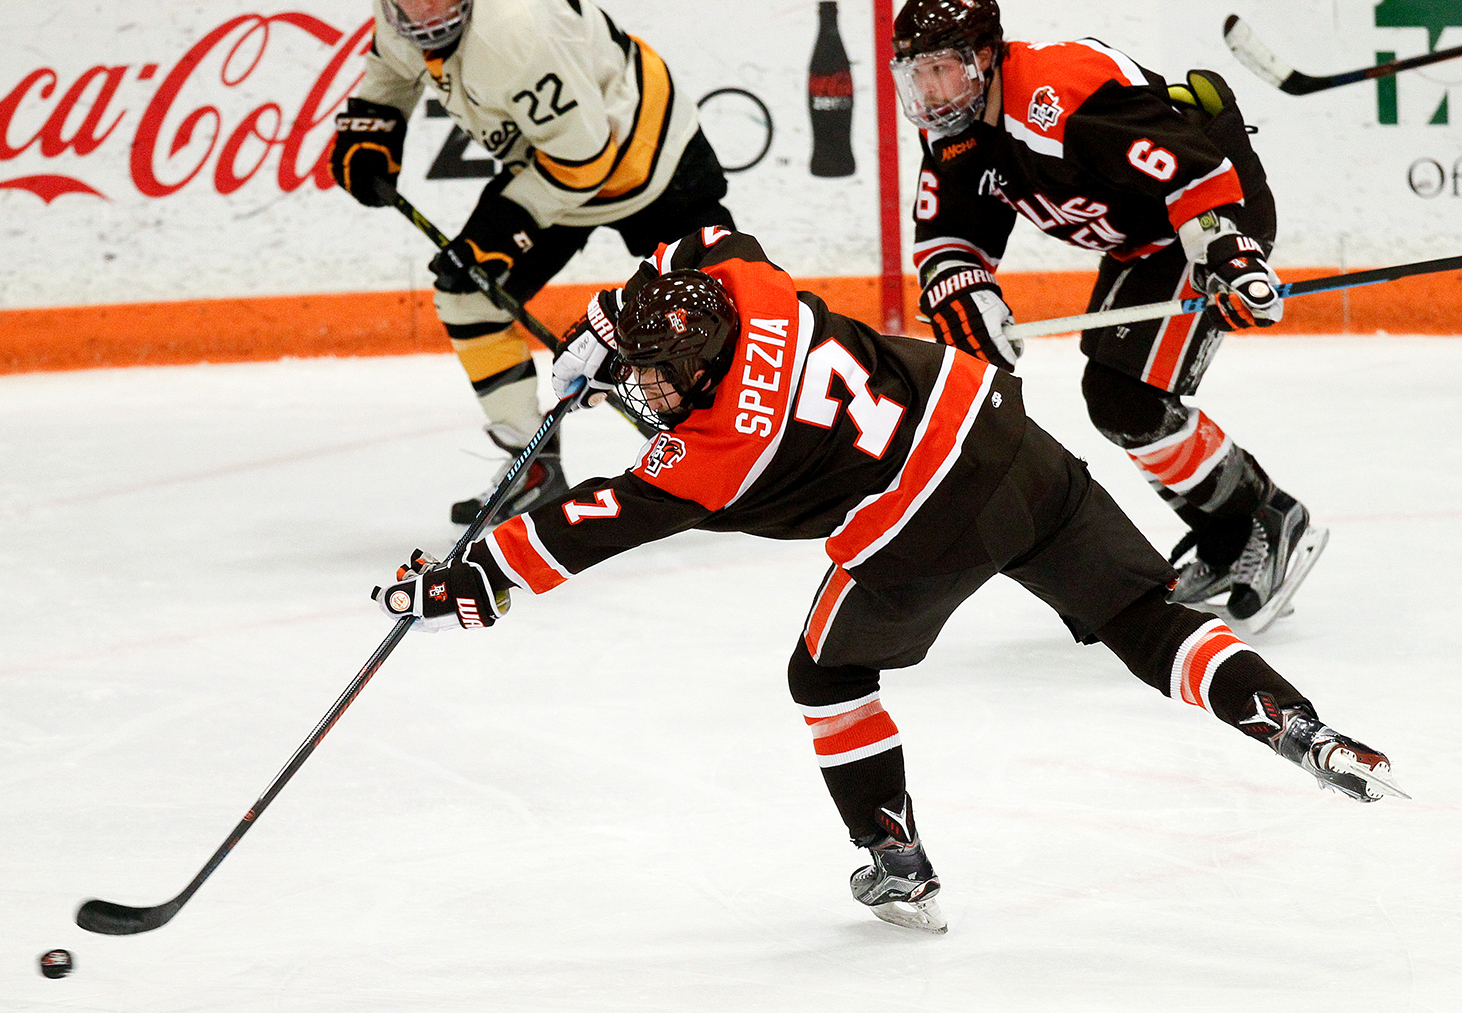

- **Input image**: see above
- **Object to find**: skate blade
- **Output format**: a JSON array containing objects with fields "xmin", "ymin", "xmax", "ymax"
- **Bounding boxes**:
[
  {"xmin": 1233, "ymin": 525, "xmax": 1330, "ymax": 635},
  {"xmin": 1329, "ymin": 751, "xmax": 1411, "ymax": 801},
  {"xmin": 869, "ymin": 897, "xmax": 948, "ymax": 934},
  {"xmin": 1188, "ymin": 600, "xmax": 1294, "ymax": 625}
]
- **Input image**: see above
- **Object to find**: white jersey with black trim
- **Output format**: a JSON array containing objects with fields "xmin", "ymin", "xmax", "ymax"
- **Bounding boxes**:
[{"xmin": 359, "ymin": 0, "xmax": 699, "ymax": 227}]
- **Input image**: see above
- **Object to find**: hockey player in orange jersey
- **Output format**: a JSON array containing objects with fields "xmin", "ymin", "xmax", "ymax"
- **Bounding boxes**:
[
  {"xmin": 374, "ymin": 227, "xmax": 1405, "ymax": 934},
  {"xmin": 889, "ymin": 0, "xmax": 1324, "ymax": 633}
]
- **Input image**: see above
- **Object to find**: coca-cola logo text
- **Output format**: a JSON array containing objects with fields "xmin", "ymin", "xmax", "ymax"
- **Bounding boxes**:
[{"xmin": 0, "ymin": 13, "xmax": 372, "ymax": 203}]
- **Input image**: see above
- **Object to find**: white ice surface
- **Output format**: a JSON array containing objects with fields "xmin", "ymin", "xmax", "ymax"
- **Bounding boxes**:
[{"xmin": 2, "ymin": 336, "xmax": 1459, "ymax": 1011}]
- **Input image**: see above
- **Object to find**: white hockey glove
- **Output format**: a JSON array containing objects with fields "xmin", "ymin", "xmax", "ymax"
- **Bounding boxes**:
[
  {"xmin": 919, "ymin": 265, "xmax": 1022, "ymax": 370},
  {"xmin": 371, "ymin": 549, "xmax": 509, "ymax": 632},
  {"xmin": 1180, "ymin": 212, "xmax": 1283, "ymax": 330},
  {"xmin": 551, "ymin": 288, "xmax": 625, "ymax": 406}
]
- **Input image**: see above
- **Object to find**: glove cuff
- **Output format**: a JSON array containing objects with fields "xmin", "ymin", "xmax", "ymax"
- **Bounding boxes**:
[
  {"xmin": 343, "ymin": 95, "xmax": 407, "ymax": 123},
  {"xmin": 464, "ymin": 539, "xmax": 520, "ymax": 606},
  {"xmin": 920, "ymin": 265, "xmax": 1000, "ymax": 314},
  {"xmin": 461, "ymin": 192, "xmax": 541, "ymax": 262},
  {"xmin": 1177, "ymin": 210, "xmax": 1240, "ymax": 264}
]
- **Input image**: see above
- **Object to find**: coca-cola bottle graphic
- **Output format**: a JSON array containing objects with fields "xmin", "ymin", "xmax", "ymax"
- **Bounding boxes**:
[{"xmin": 808, "ymin": 0, "xmax": 854, "ymax": 177}]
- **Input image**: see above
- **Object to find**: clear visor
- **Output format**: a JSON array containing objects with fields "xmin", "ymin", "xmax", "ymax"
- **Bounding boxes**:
[
  {"xmin": 383, "ymin": 0, "xmax": 472, "ymax": 50},
  {"xmin": 889, "ymin": 48, "xmax": 986, "ymax": 134}
]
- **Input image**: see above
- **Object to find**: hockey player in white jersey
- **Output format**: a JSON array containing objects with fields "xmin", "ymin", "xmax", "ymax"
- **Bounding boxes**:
[{"xmin": 331, "ymin": 0, "xmax": 735, "ymax": 523}]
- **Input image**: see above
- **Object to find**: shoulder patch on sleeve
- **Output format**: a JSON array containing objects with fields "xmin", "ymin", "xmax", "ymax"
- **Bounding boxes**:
[{"xmin": 1001, "ymin": 40, "xmax": 1150, "ymax": 151}]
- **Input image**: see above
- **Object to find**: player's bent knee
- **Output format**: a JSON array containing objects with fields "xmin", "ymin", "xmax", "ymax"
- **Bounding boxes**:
[
  {"xmin": 1081, "ymin": 361, "xmax": 1191, "ymax": 449},
  {"xmin": 787, "ymin": 638, "xmax": 881, "ymax": 708}
]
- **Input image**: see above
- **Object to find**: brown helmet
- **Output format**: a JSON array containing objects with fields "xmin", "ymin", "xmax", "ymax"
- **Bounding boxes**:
[
  {"xmin": 890, "ymin": 0, "xmax": 1003, "ymax": 133},
  {"xmin": 892, "ymin": 0, "xmax": 1003, "ymax": 60},
  {"xmin": 615, "ymin": 270, "xmax": 740, "ymax": 428}
]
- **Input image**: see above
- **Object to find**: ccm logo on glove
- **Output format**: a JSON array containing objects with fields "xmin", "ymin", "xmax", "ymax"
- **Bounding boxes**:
[{"xmin": 338, "ymin": 117, "xmax": 399, "ymax": 133}]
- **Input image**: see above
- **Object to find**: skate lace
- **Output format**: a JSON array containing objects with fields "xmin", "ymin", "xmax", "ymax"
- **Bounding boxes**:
[{"xmin": 1230, "ymin": 523, "xmax": 1270, "ymax": 584}]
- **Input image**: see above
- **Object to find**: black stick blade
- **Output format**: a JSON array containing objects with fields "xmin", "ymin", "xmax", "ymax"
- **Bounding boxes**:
[{"xmin": 76, "ymin": 897, "xmax": 182, "ymax": 935}]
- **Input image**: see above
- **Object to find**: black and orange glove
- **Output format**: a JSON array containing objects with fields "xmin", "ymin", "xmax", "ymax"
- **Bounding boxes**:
[
  {"xmin": 1180, "ymin": 212, "xmax": 1284, "ymax": 330},
  {"xmin": 371, "ymin": 549, "xmax": 510, "ymax": 632},
  {"xmin": 428, "ymin": 191, "xmax": 542, "ymax": 294},
  {"xmin": 918, "ymin": 265, "xmax": 1022, "ymax": 370},
  {"xmin": 330, "ymin": 97, "xmax": 406, "ymax": 207}
]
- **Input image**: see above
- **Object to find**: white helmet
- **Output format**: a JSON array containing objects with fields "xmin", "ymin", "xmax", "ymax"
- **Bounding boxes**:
[{"xmin": 381, "ymin": 0, "xmax": 473, "ymax": 50}]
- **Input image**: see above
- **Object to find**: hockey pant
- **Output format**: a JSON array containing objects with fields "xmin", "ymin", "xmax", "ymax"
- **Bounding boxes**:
[
  {"xmin": 436, "ymin": 130, "xmax": 735, "ymax": 436},
  {"xmin": 788, "ymin": 423, "xmax": 1307, "ymax": 840},
  {"xmin": 1079, "ymin": 249, "xmax": 1279, "ymax": 562},
  {"xmin": 1074, "ymin": 95, "xmax": 1279, "ymax": 553}
]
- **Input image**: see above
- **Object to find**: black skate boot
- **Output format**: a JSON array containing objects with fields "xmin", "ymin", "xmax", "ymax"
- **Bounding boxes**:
[
  {"xmin": 1226, "ymin": 486, "xmax": 1329, "ymax": 629},
  {"xmin": 849, "ymin": 792, "xmax": 946, "ymax": 933},
  {"xmin": 451, "ymin": 424, "xmax": 569, "ymax": 526},
  {"xmin": 1239, "ymin": 693, "xmax": 1409, "ymax": 802},
  {"xmin": 1166, "ymin": 526, "xmax": 1240, "ymax": 606}
]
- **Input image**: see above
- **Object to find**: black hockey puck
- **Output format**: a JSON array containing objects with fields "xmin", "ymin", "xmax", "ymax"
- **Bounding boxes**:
[{"xmin": 39, "ymin": 948, "xmax": 73, "ymax": 978}]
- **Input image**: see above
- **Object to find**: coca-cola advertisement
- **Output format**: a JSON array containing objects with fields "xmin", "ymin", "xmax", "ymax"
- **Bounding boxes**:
[
  {"xmin": 1, "ymin": 0, "xmax": 884, "ymax": 330},
  {"xmin": 3, "ymin": 0, "xmax": 1458, "ymax": 360}
]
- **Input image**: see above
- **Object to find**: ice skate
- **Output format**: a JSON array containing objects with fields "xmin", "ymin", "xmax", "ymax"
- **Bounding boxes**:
[
  {"xmin": 1166, "ymin": 526, "xmax": 1237, "ymax": 607},
  {"xmin": 1240, "ymin": 693, "xmax": 1409, "ymax": 802},
  {"xmin": 1169, "ymin": 555, "xmax": 1231, "ymax": 606},
  {"xmin": 849, "ymin": 794, "xmax": 947, "ymax": 934},
  {"xmin": 1225, "ymin": 487, "xmax": 1327, "ymax": 633},
  {"xmin": 451, "ymin": 424, "xmax": 569, "ymax": 525}
]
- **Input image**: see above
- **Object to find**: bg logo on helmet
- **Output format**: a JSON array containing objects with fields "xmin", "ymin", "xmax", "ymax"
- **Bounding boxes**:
[{"xmin": 665, "ymin": 308, "xmax": 689, "ymax": 334}]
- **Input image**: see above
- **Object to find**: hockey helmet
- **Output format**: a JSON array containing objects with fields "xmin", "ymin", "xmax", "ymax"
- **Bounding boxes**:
[
  {"xmin": 615, "ymin": 271, "xmax": 740, "ymax": 428},
  {"xmin": 890, "ymin": 0, "xmax": 1003, "ymax": 133},
  {"xmin": 382, "ymin": 0, "xmax": 473, "ymax": 50}
]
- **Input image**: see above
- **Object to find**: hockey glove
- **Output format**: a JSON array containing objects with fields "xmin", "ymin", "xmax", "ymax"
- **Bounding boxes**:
[
  {"xmin": 372, "ymin": 548, "xmax": 509, "ymax": 632},
  {"xmin": 552, "ymin": 289, "xmax": 626, "ymax": 406},
  {"xmin": 1180, "ymin": 213, "xmax": 1283, "ymax": 330},
  {"xmin": 919, "ymin": 266, "xmax": 1022, "ymax": 370},
  {"xmin": 429, "ymin": 192, "xmax": 541, "ymax": 294},
  {"xmin": 330, "ymin": 97, "xmax": 407, "ymax": 207}
]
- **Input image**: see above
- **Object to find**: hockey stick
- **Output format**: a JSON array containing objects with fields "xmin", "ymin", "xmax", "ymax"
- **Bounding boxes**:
[
  {"xmin": 1002, "ymin": 253, "xmax": 1462, "ymax": 343},
  {"xmin": 374, "ymin": 179, "xmax": 566, "ymax": 352},
  {"xmin": 1224, "ymin": 14, "xmax": 1462, "ymax": 95},
  {"xmin": 376, "ymin": 180, "xmax": 657, "ymax": 438},
  {"xmin": 74, "ymin": 385, "xmax": 584, "ymax": 936}
]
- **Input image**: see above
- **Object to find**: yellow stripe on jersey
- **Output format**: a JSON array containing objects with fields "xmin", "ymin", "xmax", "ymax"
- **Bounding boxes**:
[
  {"xmin": 597, "ymin": 37, "xmax": 673, "ymax": 200},
  {"xmin": 534, "ymin": 133, "xmax": 619, "ymax": 192}
]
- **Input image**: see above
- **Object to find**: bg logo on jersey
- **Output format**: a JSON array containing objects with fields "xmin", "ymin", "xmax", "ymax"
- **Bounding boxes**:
[
  {"xmin": 1027, "ymin": 86, "xmax": 1063, "ymax": 131},
  {"xmin": 643, "ymin": 433, "xmax": 687, "ymax": 476}
]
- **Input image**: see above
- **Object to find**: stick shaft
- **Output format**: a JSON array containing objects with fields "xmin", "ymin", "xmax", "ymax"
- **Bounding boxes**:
[
  {"xmin": 1003, "ymin": 254, "xmax": 1462, "ymax": 342},
  {"xmin": 76, "ymin": 396, "xmax": 581, "ymax": 935},
  {"xmin": 375, "ymin": 182, "xmax": 563, "ymax": 351},
  {"xmin": 1288, "ymin": 42, "xmax": 1462, "ymax": 93},
  {"xmin": 378, "ymin": 181, "xmax": 658, "ymax": 438},
  {"xmin": 1224, "ymin": 15, "xmax": 1462, "ymax": 95}
]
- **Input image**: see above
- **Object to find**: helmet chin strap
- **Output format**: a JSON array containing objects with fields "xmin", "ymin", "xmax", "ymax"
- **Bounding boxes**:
[{"xmin": 980, "ymin": 46, "xmax": 1005, "ymax": 119}]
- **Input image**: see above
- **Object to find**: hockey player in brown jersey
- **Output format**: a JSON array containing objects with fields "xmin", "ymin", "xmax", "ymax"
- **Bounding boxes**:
[
  {"xmin": 373, "ymin": 227, "xmax": 1405, "ymax": 934},
  {"xmin": 330, "ymin": 0, "xmax": 734, "ymax": 525},
  {"xmin": 888, "ymin": 0, "xmax": 1324, "ymax": 633}
]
